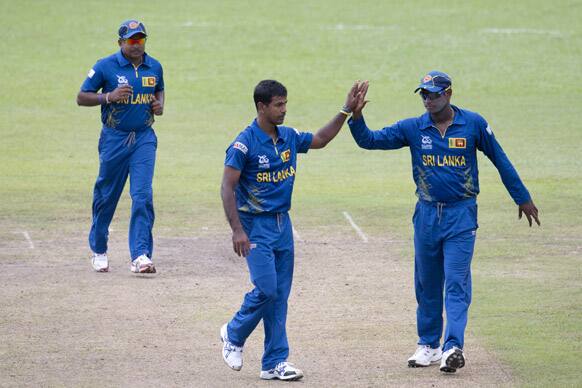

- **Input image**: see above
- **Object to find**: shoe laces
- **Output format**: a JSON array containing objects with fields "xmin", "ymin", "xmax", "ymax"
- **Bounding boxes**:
[
  {"xmin": 275, "ymin": 361, "xmax": 296, "ymax": 373},
  {"xmin": 224, "ymin": 341, "xmax": 243, "ymax": 354},
  {"xmin": 416, "ymin": 345, "xmax": 434, "ymax": 357}
]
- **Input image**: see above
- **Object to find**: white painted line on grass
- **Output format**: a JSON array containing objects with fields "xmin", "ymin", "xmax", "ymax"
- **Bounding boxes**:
[
  {"xmin": 22, "ymin": 231, "xmax": 34, "ymax": 249},
  {"xmin": 481, "ymin": 28, "xmax": 562, "ymax": 37},
  {"xmin": 342, "ymin": 211, "xmax": 368, "ymax": 243},
  {"xmin": 292, "ymin": 227, "xmax": 302, "ymax": 242}
]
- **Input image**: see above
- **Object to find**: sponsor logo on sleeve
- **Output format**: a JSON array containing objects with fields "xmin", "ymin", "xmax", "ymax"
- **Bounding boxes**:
[
  {"xmin": 88, "ymin": 69, "xmax": 95, "ymax": 78},
  {"xmin": 485, "ymin": 125, "xmax": 493, "ymax": 135},
  {"xmin": 142, "ymin": 76, "xmax": 156, "ymax": 87},
  {"xmin": 448, "ymin": 137, "xmax": 466, "ymax": 149},
  {"xmin": 280, "ymin": 149, "xmax": 291, "ymax": 162},
  {"xmin": 233, "ymin": 141, "xmax": 248, "ymax": 154}
]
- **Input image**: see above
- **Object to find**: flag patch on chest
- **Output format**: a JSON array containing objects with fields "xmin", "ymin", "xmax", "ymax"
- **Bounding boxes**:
[
  {"xmin": 448, "ymin": 138, "xmax": 466, "ymax": 149},
  {"xmin": 280, "ymin": 149, "xmax": 291, "ymax": 162},
  {"xmin": 142, "ymin": 76, "xmax": 156, "ymax": 87}
]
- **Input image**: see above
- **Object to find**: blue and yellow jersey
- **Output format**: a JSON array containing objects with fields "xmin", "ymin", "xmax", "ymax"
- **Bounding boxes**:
[
  {"xmin": 80, "ymin": 50, "xmax": 164, "ymax": 132},
  {"xmin": 224, "ymin": 119, "xmax": 313, "ymax": 214},
  {"xmin": 348, "ymin": 105, "xmax": 531, "ymax": 205}
]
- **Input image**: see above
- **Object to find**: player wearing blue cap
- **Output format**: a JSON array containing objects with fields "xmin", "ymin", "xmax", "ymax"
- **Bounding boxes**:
[
  {"xmin": 348, "ymin": 71, "xmax": 540, "ymax": 373},
  {"xmin": 220, "ymin": 80, "xmax": 367, "ymax": 381},
  {"xmin": 77, "ymin": 20, "xmax": 164, "ymax": 274}
]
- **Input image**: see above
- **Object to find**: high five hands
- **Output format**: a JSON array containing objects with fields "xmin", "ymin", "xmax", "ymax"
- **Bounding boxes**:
[{"xmin": 350, "ymin": 80, "xmax": 369, "ymax": 120}]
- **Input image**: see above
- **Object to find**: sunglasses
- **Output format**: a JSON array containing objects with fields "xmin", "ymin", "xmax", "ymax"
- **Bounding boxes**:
[
  {"xmin": 124, "ymin": 37, "xmax": 146, "ymax": 46},
  {"xmin": 419, "ymin": 86, "xmax": 450, "ymax": 101}
]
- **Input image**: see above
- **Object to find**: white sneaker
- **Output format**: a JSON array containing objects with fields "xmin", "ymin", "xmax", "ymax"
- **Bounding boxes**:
[
  {"xmin": 92, "ymin": 252, "xmax": 109, "ymax": 272},
  {"xmin": 440, "ymin": 347, "xmax": 465, "ymax": 373},
  {"xmin": 130, "ymin": 254, "xmax": 156, "ymax": 273},
  {"xmin": 260, "ymin": 362, "xmax": 304, "ymax": 381},
  {"xmin": 220, "ymin": 323, "xmax": 243, "ymax": 371},
  {"xmin": 408, "ymin": 345, "xmax": 442, "ymax": 367}
]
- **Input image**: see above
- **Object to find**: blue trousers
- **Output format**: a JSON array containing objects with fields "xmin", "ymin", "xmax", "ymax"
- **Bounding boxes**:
[
  {"xmin": 227, "ymin": 211, "xmax": 294, "ymax": 371},
  {"xmin": 413, "ymin": 198, "xmax": 478, "ymax": 352},
  {"xmin": 89, "ymin": 127, "xmax": 157, "ymax": 260}
]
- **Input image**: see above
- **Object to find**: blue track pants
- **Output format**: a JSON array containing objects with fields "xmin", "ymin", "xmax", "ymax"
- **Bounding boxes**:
[
  {"xmin": 413, "ymin": 198, "xmax": 478, "ymax": 352},
  {"xmin": 89, "ymin": 127, "xmax": 157, "ymax": 260},
  {"xmin": 227, "ymin": 211, "xmax": 294, "ymax": 371}
]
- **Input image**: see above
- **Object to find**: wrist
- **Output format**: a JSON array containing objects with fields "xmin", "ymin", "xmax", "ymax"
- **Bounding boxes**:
[
  {"xmin": 105, "ymin": 92, "xmax": 110, "ymax": 104},
  {"xmin": 340, "ymin": 104, "xmax": 352, "ymax": 116},
  {"xmin": 98, "ymin": 93, "xmax": 104, "ymax": 105}
]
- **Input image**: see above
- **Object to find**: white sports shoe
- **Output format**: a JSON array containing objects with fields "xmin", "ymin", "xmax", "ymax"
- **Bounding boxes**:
[
  {"xmin": 440, "ymin": 347, "xmax": 465, "ymax": 373},
  {"xmin": 220, "ymin": 323, "xmax": 243, "ymax": 371},
  {"xmin": 408, "ymin": 345, "xmax": 442, "ymax": 367},
  {"xmin": 260, "ymin": 362, "xmax": 304, "ymax": 381},
  {"xmin": 130, "ymin": 254, "xmax": 156, "ymax": 273},
  {"xmin": 92, "ymin": 253, "xmax": 109, "ymax": 272}
]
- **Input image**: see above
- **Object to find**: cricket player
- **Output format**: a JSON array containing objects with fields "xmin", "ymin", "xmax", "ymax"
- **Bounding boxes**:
[
  {"xmin": 220, "ymin": 80, "xmax": 367, "ymax": 380},
  {"xmin": 77, "ymin": 20, "xmax": 164, "ymax": 273},
  {"xmin": 348, "ymin": 71, "xmax": 540, "ymax": 373}
]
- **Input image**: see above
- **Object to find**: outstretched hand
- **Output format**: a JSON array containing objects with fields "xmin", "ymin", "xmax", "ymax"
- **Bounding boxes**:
[
  {"xmin": 518, "ymin": 200, "xmax": 541, "ymax": 227},
  {"xmin": 350, "ymin": 80, "xmax": 369, "ymax": 119}
]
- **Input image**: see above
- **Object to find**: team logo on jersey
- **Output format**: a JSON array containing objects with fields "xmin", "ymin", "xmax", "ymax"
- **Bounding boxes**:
[
  {"xmin": 142, "ymin": 76, "xmax": 156, "ymax": 87},
  {"xmin": 449, "ymin": 138, "xmax": 466, "ymax": 149},
  {"xmin": 258, "ymin": 155, "xmax": 270, "ymax": 169},
  {"xmin": 88, "ymin": 69, "xmax": 95, "ymax": 78},
  {"xmin": 280, "ymin": 149, "xmax": 291, "ymax": 162},
  {"xmin": 116, "ymin": 75, "xmax": 129, "ymax": 85},
  {"xmin": 421, "ymin": 135, "xmax": 433, "ymax": 150},
  {"xmin": 233, "ymin": 141, "xmax": 248, "ymax": 154}
]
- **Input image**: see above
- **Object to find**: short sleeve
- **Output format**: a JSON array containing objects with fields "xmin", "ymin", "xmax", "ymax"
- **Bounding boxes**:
[
  {"xmin": 290, "ymin": 128, "xmax": 313, "ymax": 154},
  {"xmin": 155, "ymin": 64, "xmax": 164, "ymax": 92},
  {"xmin": 225, "ymin": 137, "xmax": 249, "ymax": 171},
  {"xmin": 80, "ymin": 60, "xmax": 104, "ymax": 92}
]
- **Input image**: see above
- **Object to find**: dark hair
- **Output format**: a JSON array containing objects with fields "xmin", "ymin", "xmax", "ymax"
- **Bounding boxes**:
[{"xmin": 253, "ymin": 80, "xmax": 287, "ymax": 108}]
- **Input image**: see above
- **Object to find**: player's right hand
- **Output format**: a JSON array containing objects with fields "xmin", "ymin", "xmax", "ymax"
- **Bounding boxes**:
[
  {"xmin": 351, "ymin": 81, "xmax": 369, "ymax": 120},
  {"xmin": 109, "ymin": 84, "xmax": 133, "ymax": 102},
  {"xmin": 232, "ymin": 229, "xmax": 251, "ymax": 257}
]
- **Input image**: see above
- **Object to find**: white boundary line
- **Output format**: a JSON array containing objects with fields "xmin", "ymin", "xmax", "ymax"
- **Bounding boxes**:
[
  {"xmin": 342, "ymin": 211, "xmax": 368, "ymax": 243},
  {"xmin": 292, "ymin": 227, "xmax": 302, "ymax": 242},
  {"xmin": 17, "ymin": 231, "xmax": 35, "ymax": 249}
]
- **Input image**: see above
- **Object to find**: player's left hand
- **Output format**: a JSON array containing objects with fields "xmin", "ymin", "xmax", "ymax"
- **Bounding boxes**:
[
  {"xmin": 151, "ymin": 96, "xmax": 163, "ymax": 115},
  {"xmin": 518, "ymin": 200, "xmax": 540, "ymax": 227}
]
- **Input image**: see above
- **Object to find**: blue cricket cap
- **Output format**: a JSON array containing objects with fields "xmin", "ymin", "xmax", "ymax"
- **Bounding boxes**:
[
  {"xmin": 414, "ymin": 71, "xmax": 452, "ymax": 93},
  {"xmin": 118, "ymin": 20, "xmax": 147, "ymax": 39}
]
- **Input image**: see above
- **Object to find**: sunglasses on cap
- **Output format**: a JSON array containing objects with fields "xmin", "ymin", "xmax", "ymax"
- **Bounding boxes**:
[
  {"xmin": 123, "ymin": 37, "xmax": 146, "ymax": 46},
  {"xmin": 419, "ymin": 86, "xmax": 451, "ymax": 101}
]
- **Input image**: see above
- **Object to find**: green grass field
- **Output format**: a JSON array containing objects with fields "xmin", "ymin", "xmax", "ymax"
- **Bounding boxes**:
[{"xmin": 1, "ymin": 0, "xmax": 581, "ymax": 386}]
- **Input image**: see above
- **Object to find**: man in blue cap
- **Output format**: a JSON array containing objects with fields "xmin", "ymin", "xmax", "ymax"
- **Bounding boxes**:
[
  {"xmin": 348, "ymin": 71, "xmax": 540, "ymax": 373},
  {"xmin": 77, "ymin": 20, "xmax": 164, "ymax": 274}
]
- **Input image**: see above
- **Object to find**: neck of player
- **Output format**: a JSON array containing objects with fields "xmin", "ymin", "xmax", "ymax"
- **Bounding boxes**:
[
  {"xmin": 431, "ymin": 104, "xmax": 454, "ymax": 126},
  {"xmin": 257, "ymin": 116, "xmax": 278, "ymax": 140}
]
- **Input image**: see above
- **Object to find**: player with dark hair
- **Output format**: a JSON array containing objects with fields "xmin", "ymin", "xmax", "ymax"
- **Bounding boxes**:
[
  {"xmin": 220, "ymin": 79, "xmax": 367, "ymax": 380},
  {"xmin": 348, "ymin": 71, "xmax": 540, "ymax": 373},
  {"xmin": 77, "ymin": 20, "xmax": 164, "ymax": 273}
]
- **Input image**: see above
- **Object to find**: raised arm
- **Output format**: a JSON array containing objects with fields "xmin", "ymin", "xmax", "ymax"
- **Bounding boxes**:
[
  {"xmin": 220, "ymin": 166, "xmax": 251, "ymax": 256},
  {"xmin": 310, "ymin": 81, "xmax": 368, "ymax": 149}
]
